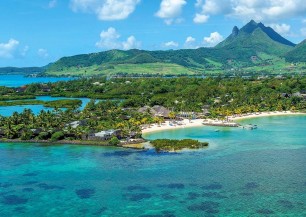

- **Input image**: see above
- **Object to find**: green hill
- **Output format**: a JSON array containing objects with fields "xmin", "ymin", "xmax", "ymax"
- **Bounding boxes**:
[
  {"xmin": 0, "ymin": 67, "xmax": 44, "ymax": 75},
  {"xmin": 216, "ymin": 20, "xmax": 295, "ymax": 58},
  {"xmin": 284, "ymin": 40, "xmax": 306, "ymax": 62},
  {"xmin": 43, "ymin": 20, "xmax": 304, "ymax": 76}
]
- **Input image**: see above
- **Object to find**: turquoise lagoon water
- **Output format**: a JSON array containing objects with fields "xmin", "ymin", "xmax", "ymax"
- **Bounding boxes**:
[
  {"xmin": 0, "ymin": 115, "xmax": 306, "ymax": 216},
  {"xmin": 0, "ymin": 75, "xmax": 74, "ymax": 87},
  {"xmin": 0, "ymin": 96, "xmax": 92, "ymax": 117}
]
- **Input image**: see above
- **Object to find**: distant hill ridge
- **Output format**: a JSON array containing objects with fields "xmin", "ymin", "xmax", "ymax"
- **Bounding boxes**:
[
  {"xmin": 285, "ymin": 39, "xmax": 306, "ymax": 62},
  {"xmin": 1, "ymin": 20, "xmax": 305, "ymax": 76}
]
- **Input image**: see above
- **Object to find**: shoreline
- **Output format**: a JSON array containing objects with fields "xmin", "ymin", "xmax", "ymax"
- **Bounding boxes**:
[
  {"xmin": 142, "ymin": 111, "xmax": 306, "ymax": 134},
  {"xmin": 0, "ymin": 138, "xmax": 146, "ymax": 149},
  {"xmin": 229, "ymin": 111, "xmax": 305, "ymax": 121}
]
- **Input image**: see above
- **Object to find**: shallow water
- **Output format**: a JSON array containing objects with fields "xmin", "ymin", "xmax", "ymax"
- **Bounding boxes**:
[
  {"xmin": 0, "ymin": 75, "xmax": 74, "ymax": 87},
  {"xmin": 0, "ymin": 96, "xmax": 92, "ymax": 117},
  {"xmin": 0, "ymin": 115, "xmax": 305, "ymax": 216}
]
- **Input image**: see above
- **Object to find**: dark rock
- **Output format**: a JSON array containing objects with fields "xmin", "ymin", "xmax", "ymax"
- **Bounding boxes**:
[
  {"xmin": 126, "ymin": 185, "xmax": 150, "ymax": 192},
  {"xmin": 93, "ymin": 207, "xmax": 108, "ymax": 215},
  {"xmin": 0, "ymin": 182, "xmax": 13, "ymax": 188},
  {"xmin": 1, "ymin": 195, "xmax": 28, "ymax": 205},
  {"xmin": 14, "ymin": 206, "xmax": 26, "ymax": 213},
  {"xmin": 167, "ymin": 183, "xmax": 184, "ymax": 189},
  {"xmin": 37, "ymin": 183, "xmax": 64, "ymax": 190},
  {"xmin": 75, "ymin": 188, "xmax": 95, "ymax": 199},
  {"xmin": 186, "ymin": 192, "xmax": 200, "ymax": 200},
  {"xmin": 202, "ymin": 183, "xmax": 223, "ymax": 190},
  {"xmin": 239, "ymin": 192, "xmax": 254, "ymax": 196},
  {"xmin": 23, "ymin": 181, "xmax": 38, "ymax": 185},
  {"xmin": 161, "ymin": 193, "xmax": 176, "ymax": 200},
  {"xmin": 202, "ymin": 192, "xmax": 227, "ymax": 199},
  {"xmin": 22, "ymin": 188, "xmax": 34, "ymax": 192},
  {"xmin": 124, "ymin": 193, "xmax": 152, "ymax": 201},
  {"xmin": 187, "ymin": 201, "xmax": 219, "ymax": 214},
  {"xmin": 245, "ymin": 182, "xmax": 259, "ymax": 189},
  {"xmin": 256, "ymin": 209, "xmax": 274, "ymax": 214},
  {"xmin": 23, "ymin": 172, "xmax": 39, "ymax": 177},
  {"xmin": 277, "ymin": 200, "xmax": 294, "ymax": 209}
]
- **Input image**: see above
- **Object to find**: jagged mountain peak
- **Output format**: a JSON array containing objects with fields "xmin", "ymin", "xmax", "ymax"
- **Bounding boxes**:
[
  {"xmin": 232, "ymin": 26, "xmax": 239, "ymax": 37},
  {"xmin": 217, "ymin": 20, "xmax": 296, "ymax": 48}
]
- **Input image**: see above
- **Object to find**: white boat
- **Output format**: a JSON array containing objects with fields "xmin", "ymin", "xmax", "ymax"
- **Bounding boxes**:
[{"xmin": 243, "ymin": 124, "xmax": 257, "ymax": 130}]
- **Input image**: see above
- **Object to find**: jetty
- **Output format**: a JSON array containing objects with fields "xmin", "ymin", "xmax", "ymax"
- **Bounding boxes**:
[{"xmin": 202, "ymin": 121, "xmax": 240, "ymax": 127}]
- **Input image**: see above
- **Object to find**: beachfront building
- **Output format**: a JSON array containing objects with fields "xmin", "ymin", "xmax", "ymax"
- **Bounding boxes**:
[
  {"xmin": 138, "ymin": 105, "xmax": 170, "ymax": 118},
  {"xmin": 88, "ymin": 129, "xmax": 121, "ymax": 141}
]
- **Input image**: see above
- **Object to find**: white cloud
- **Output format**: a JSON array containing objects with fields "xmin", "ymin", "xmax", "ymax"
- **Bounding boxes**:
[
  {"xmin": 122, "ymin": 36, "xmax": 141, "ymax": 50},
  {"xmin": 268, "ymin": 23, "xmax": 291, "ymax": 35},
  {"xmin": 38, "ymin": 49, "xmax": 49, "ymax": 58},
  {"xmin": 163, "ymin": 41, "xmax": 179, "ymax": 48},
  {"xmin": 186, "ymin": 36, "xmax": 196, "ymax": 44},
  {"xmin": 0, "ymin": 39, "xmax": 20, "ymax": 58},
  {"xmin": 155, "ymin": 0, "xmax": 186, "ymax": 24},
  {"xmin": 194, "ymin": 0, "xmax": 306, "ymax": 22},
  {"xmin": 193, "ymin": 13, "xmax": 209, "ymax": 23},
  {"xmin": 48, "ymin": 0, "xmax": 57, "ymax": 8},
  {"xmin": 184, "ymin": 36, "xmax": 198, "ymax": 48},
  {"xmin": 70, "ymin": 0, "xmax": 140, "ymax": 21},
  {"xmin": 203, "ymin": 32, "xmax": 223, "ymax": 47},
  {"xmin": 96, "ymin": 27, "xmax": 141, "ymax": 50}
]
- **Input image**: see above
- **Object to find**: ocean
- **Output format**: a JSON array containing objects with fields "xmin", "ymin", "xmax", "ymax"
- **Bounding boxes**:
[{"xmin": 0, "ymin": 115, "xmax": 305, "ymax": 216}]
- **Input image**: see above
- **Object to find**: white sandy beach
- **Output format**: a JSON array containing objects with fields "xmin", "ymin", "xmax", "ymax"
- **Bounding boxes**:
[
  {"xmin": 229, "ymin": 111, "xmax": 305, "ymax": 121},
  {"xmin": 142, "ymin": 119, "xmax": 204, "ymax": 134},
  {"xmin": 142, "ymin": 111, "xmax": 305, "ymax": 134}
]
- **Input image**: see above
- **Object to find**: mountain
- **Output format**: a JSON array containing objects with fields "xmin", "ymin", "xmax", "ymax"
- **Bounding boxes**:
[
  {"xmin": 216, "ymin": 20, "xmax": 295, "ymax": 58},
  {"xmin": 284, "ymin": 39, "xmax": 306, "ymax": 62},
  {"xmin": 40, "ymin": 20, "xmax": 304, "ymax": 76}
]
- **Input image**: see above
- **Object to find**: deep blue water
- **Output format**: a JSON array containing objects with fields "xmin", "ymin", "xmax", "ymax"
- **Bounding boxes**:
[
  {"xmin": 0, "ymin": 75, "xmax": 74, "ymax": 87},
  {"xmin": 0, "ymin": 115, "xmax": 305, "ymax": 216}
]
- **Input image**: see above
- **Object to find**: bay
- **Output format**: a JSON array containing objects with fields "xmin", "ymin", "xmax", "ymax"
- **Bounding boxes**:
[
  {"xmin": 0, "ymin": 96, "xmax": 92, "ymax": 117},
  {"xmin": 0, "ymin": 75, "xmax": 74, "ymax": 87},
  {"xmin": 0, "ymin": 115, "xmax": 305, "ymax": 216}
]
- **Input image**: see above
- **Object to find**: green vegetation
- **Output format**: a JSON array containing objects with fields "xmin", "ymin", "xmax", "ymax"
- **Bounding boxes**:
[
  {"xmin": 42, "ymin": 21, "xmax": 305, "ymax": 77},
  {"xmin": 0, "ymin": 99, "xmax": 82, "ymax": 109},
  {"xmin": 0, "ymin": 76, "xmax": 305, "ymax": 145},
  {"xmin": 1, "ymin": 21, "xmax": 305, "ymax": 77},
  {"xmin": 109, "ymin": 136, "xmax": 120, "ymax": 146},
  {"xmin": 284, "ymin": 40, "xmax": 306, "ymax": 63},
  {"xmin": 0, "ymin": 67, "xmax": 44, "ymax": 74},
  {"xmin": 151, "ymin": 139, "xmax": 209, "ymax": 152},
  {"xmin": 44, "ymin": 99, "xmax": 82, "ymax": 108},
  {"xmin": 51, "ymin": 131, "xmax": 65, "ymax": 141},
  {"xmin": 47, "ymin": 63, "xmax": 197, "ymax": 77},
  {"xmin": 0, "ymin": 95, "xmax": 35, "ymax": 101}
]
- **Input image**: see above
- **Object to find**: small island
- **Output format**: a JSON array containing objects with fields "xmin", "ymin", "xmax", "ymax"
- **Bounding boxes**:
[{"xmin": 150, "ymin": 139, "xmax": 208, "ymax": 152}]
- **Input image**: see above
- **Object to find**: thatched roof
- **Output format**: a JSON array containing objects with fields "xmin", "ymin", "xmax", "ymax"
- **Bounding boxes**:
[{"xmin": 138, "ymin": 105, "xmax": 170, "ymax": 118}]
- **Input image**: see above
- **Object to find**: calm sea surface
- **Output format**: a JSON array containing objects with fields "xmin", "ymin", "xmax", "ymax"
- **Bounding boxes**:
[
  {"xmin": 0, "ymin": 75, "xmax": 74, "ymax": 87},
  {"xmin": 0, "ymin": 115, "xmax": 305, "ymax": 216},
  {"xmin": 0, "ymin": 75, "xmax": 90, "ymax": 116},
  {"xmin": 0, "ymin": 96, "xmax": 92, "ymax": 117}
]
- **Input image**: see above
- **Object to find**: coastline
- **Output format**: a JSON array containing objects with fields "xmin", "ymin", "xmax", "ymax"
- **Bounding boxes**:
[
  {"xmin": 142, "ymin": 111, "xmax": 306, "ymax": 134},
  {"xmin": 0, "ymin": 138, "xmax": 146, "ymax": 149},
  {"xmin": 142, "ymin": 119, "xmax": 204, "ymax": 134},
  {"xmin": 230, "ymin": 111, "xmax": 305, "ymax": 121}
]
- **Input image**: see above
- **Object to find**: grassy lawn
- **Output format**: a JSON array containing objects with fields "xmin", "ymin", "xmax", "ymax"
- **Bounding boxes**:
[{"xmin": 47, "ymin": 63, "xmax": 198, "ymax": 76}]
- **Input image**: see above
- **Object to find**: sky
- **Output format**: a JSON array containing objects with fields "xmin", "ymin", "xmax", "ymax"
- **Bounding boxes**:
[{"xmin": 0, "ymin": 0, "xmax": 305, "ymax": 67}]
